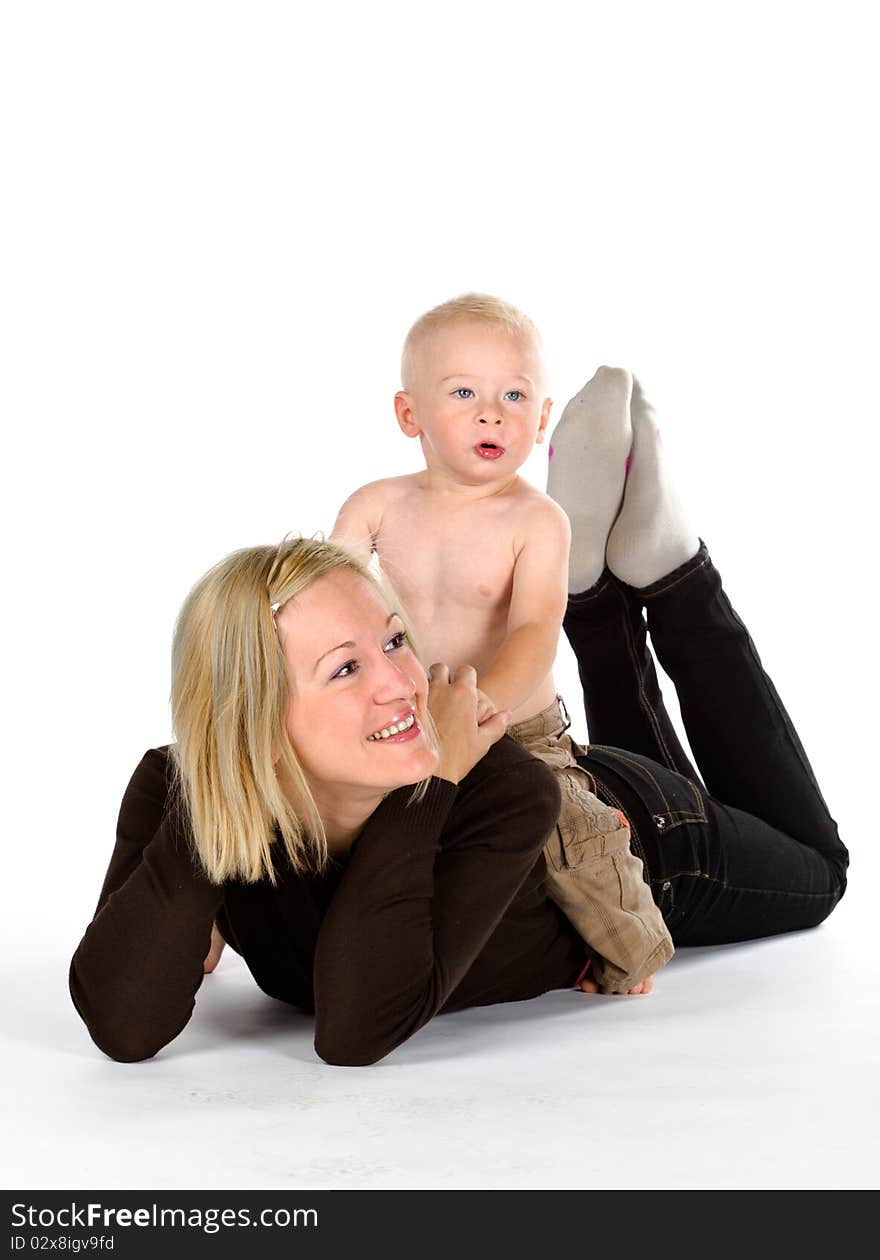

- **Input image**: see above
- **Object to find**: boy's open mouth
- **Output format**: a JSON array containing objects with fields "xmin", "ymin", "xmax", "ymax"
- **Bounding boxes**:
[{"xmin": 474, "ymin": 442, "xmax": 505, "ymax": 460}]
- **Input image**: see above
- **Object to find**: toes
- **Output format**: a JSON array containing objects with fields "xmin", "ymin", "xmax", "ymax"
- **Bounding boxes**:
[{"xmin": 576, "ymin": 976, "xmax": 601, "ymax": 994}]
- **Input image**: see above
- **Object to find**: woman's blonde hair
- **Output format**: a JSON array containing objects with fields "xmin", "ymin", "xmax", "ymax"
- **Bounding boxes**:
[
  {"xmin": 170, "ymin": 537, "xmax": 436, "ymax": 887},
  {"xmin": 400, "ymin": 291, "xmax": 544, "ymax": 391}
]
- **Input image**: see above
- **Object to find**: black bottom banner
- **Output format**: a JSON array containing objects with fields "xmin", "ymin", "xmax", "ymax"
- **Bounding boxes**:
[{"xmin": 1, "ymin": 1189, "xmax": 866, "ymax": 1258}]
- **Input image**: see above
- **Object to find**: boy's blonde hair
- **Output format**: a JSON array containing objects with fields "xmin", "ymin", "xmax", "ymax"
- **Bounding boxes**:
[
  {"xmin": 400, "ymin": 292, "xmax": 544, "ymax": 391},
  {"xmin": 170, "ymin": 536, "xmax": 436, "ymax": 887}
]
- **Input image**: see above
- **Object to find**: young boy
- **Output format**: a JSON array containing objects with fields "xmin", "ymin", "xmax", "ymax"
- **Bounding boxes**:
[{"xmin": 331, "ymin": 294, "xmax": 674, "ymax": 994}]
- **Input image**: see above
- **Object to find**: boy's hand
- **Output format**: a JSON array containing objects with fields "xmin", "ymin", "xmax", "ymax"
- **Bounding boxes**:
[{"xmin": 427, "ymin": 664, "xmax": 511, "ymax": 785}]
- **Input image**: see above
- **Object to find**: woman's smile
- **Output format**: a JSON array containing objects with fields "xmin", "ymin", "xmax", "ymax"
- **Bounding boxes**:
[{"xmin": 366, "ymin": 708, "xmax": 420, "ymax": 742}]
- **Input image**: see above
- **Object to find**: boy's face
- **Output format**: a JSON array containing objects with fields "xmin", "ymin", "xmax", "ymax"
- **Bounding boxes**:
[{"xmin": 394, "ymin": 320, "xmax": 552, "ymax": 486}]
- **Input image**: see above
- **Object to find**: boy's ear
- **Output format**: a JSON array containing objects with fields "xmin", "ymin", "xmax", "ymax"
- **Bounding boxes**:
[
  {"xmin": 394, "ymin": 391, "xmax": 422, "ymax": 438},
  {"xmin": 534, "ymin": 397, "xmax": 553, "ymax": 444}
]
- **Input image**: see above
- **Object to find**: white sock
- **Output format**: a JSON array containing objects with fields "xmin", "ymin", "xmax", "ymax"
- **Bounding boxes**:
[
  {"xmin": 605, "ymin": 376, "xmax": 699, "ymax": 588},
  {"xmin": 546, "ymin": 366, "xmax": 633, "ymax": 593}
]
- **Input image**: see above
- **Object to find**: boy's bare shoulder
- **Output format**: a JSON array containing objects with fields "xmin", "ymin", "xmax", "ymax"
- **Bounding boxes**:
[
  {"xmin": 341, "ymin": 474, "xmax": 420, "ymax": 509},
  {"xmin": 510, "ymin": 481, "xmax": 571, "ymax": 548},
  {"xmin": 336, "ymin": 475, "xmax": 411, "ymax": 517},
  {"xmin": 332, "ymin": 475, "xmax": 424, "ymax": 549},
  {"xmin": 332, "ymin": 478, "xmax": 389, "ymax": 546},
  {"xmin": 375, "ymin": 473, "xmax": 424, "ymax": 499}
]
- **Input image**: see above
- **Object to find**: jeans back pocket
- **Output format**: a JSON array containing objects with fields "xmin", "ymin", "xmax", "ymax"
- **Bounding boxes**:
[{"xmin": 585, "ymin": 745, "xmax": 708, "ymax": 833}]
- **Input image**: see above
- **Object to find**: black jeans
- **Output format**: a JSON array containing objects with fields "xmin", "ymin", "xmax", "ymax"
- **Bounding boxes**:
[{"xmin": 563, "ymin": 541, "xmax": 848, "ymax": 946}]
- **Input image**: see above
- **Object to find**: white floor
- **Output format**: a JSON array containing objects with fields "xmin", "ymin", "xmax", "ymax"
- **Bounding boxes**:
[{"xmin": 4, "ymin": 885, "xmax": 876, "ymax": 1192}]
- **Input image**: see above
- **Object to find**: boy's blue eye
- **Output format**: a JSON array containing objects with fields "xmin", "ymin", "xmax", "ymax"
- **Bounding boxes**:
[
  {"xmin": 453, "ymin": 388, "xmax": 525, "ymax": 401},
  {"xmin": 329, "ymin": 630, "xmax": 407, "ymax": 680}
]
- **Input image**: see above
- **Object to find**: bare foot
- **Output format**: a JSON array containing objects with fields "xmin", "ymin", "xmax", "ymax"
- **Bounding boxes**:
[
  {"xmin": 577, "ymin": 973, "xmax": 654, "ymax": 996},
  {"xmin": 203, "ymin": 922, "xmax": 226, "ymax": 973}
]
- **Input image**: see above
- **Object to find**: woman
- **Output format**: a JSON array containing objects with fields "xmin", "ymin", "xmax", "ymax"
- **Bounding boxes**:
[
  {"xmin": 69, "ymin": 448, "xmax": 848, "ymax": 1070},
  {"xmin": 69, "ymin": 539, "xmax": 570, "ymax": 1066}
]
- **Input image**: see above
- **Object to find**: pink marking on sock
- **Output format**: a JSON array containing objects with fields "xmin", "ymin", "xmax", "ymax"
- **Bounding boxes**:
[
  {"xmin": 656, "ymin": 426, "xmax": 662, "ymax": 443},
  {"xmin": 548, "ymin": 443, "xmax": 554, "ymax": 460},
  {"xmin": 625, "ymin": 453, "xmax": 633, "ymax": 474}
]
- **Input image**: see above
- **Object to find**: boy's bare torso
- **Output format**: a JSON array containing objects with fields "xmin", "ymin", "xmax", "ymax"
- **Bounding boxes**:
[{"xmin": 364, "ymin": 472, "xmax": 560, "ymax": 725}]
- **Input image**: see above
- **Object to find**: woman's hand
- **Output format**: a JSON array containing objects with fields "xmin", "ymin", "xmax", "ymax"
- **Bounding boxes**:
[
  {"xmin": 203, "ymin": 921, "xmax": 226, "ymax": 974},
  {"xmin": 427, "ymin": 663, "xmax": 511, "ymax": 785}
]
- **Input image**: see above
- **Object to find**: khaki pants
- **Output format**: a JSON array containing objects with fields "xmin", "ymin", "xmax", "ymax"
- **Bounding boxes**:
[{"xmin": 507, "ymin": 697, "xmax": 674, "ymax": 991}]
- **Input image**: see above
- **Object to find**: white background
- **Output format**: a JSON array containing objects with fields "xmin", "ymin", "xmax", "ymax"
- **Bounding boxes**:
[{"xmin": 1, "ymin": 1, "xmax": 877, "ymax": 1190}]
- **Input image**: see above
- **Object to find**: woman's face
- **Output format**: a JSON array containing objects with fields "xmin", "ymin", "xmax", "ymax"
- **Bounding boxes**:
[{"xmin": 277, "ymin": 568, "xmax": 438, "ymax": 805}]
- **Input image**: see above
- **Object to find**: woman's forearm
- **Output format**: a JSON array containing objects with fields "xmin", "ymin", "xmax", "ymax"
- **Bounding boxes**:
[
  {"xmin": 312, "ymin": 744, "xmax": 561, "ymax": 1066},
  {"xmin": 69, "ymin": 750, "xmax": 224, "ymax": 1062}
]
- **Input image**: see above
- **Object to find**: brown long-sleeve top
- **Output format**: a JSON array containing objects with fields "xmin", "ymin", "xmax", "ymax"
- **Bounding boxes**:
[{"xmin": 69, "ymin": 736, "xmax": 586, "ymax": 1066}]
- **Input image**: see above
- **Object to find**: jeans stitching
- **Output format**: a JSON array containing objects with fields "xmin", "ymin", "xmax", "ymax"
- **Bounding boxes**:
[
  {"xmin": 651, "ymin": 812, "xmax": 706, "ymax": 831},
  {"xmin": 615, "ymin": 584, "xmax": 681, "ymax": 771},
  {"xmin": 644, "ymin": 549, "xmax": 837, "ymax": 847},
  {"xmin": 591, "ymin": 742, "xmax": 708, "ymax": 826},
  {"xmin": 652, "ymin": 778, "xmax": 708, "ymax": 827},
  {"xmin": 590, "ymin": 747, "xmax": 675, "ymax": 814},
  {"xmin": 714, "ymin": 587, "xmax": 837, "ymax": 827},
  {"xmin": 675, "ymin": 872, "xmax": 841, "ymax": 899},
  {"xmin": 640, "ymin": 551, "xmax": 709, "ymax": 598},
  {"xmin": 567, "ymin": 571, "xmax": 615, "ymax": 606},
  {"xmin": 687, "ymin": 777, "xmax": 708, "ymax": 817}
]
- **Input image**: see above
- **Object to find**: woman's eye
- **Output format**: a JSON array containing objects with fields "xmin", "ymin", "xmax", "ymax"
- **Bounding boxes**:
[
  {"xmin": 453, "ymin": 388, "xmax": 474, "ymax": 399},
  {"xmin": 331, "ymin": 660, "xmax": 358, "ymax": 680},
  {"xmin": 330, "ymin": 631, "xmax": 406, "ymax": 679},
  {"xmin": 505, "ymin": 390, "xmax": 524, "ymax": 402}
]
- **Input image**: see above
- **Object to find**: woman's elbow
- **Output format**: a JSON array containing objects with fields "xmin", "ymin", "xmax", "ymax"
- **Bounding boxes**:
[
  {"xmin": 69, "ymin": 957, "xmax": 190, "ymax": 1063},
  {"xmin": 70, "ymin": 981, "xmax": 173, "ymax": 1063},
  {"xmin": 69, "ymin": 1001, "xmax": 169, "ymax": 1062},
  {"xmin": 313, "ymin": 1018, "xmax": 399, "ymax": 1067},
  {"xmin": 314, "ymin": 1034, "xmax": 388, "ymax": 1068},
  {"xmin": 92, "ymin": 1029, "xmax": 164, "ymax": 1064}
]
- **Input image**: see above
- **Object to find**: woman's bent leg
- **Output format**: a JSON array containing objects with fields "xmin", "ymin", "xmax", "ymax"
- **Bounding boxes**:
[
  {"xmin": 566, "ymin": 539, "xmax": 848, "ymax": 944},
  {"xmin": 638, "ymin": 541, "xmax": 847, "ymax": 873},
  {"xmin": 553, "ymin": 369, "xmax": 847, "ymax": 943},
  {"xmin": 563, "ymin": 568, "xmax": 701, "ymax": 779},
  {"xmin": 580, "ymin": 745, "xmax": 847, "ymax": 945}
]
